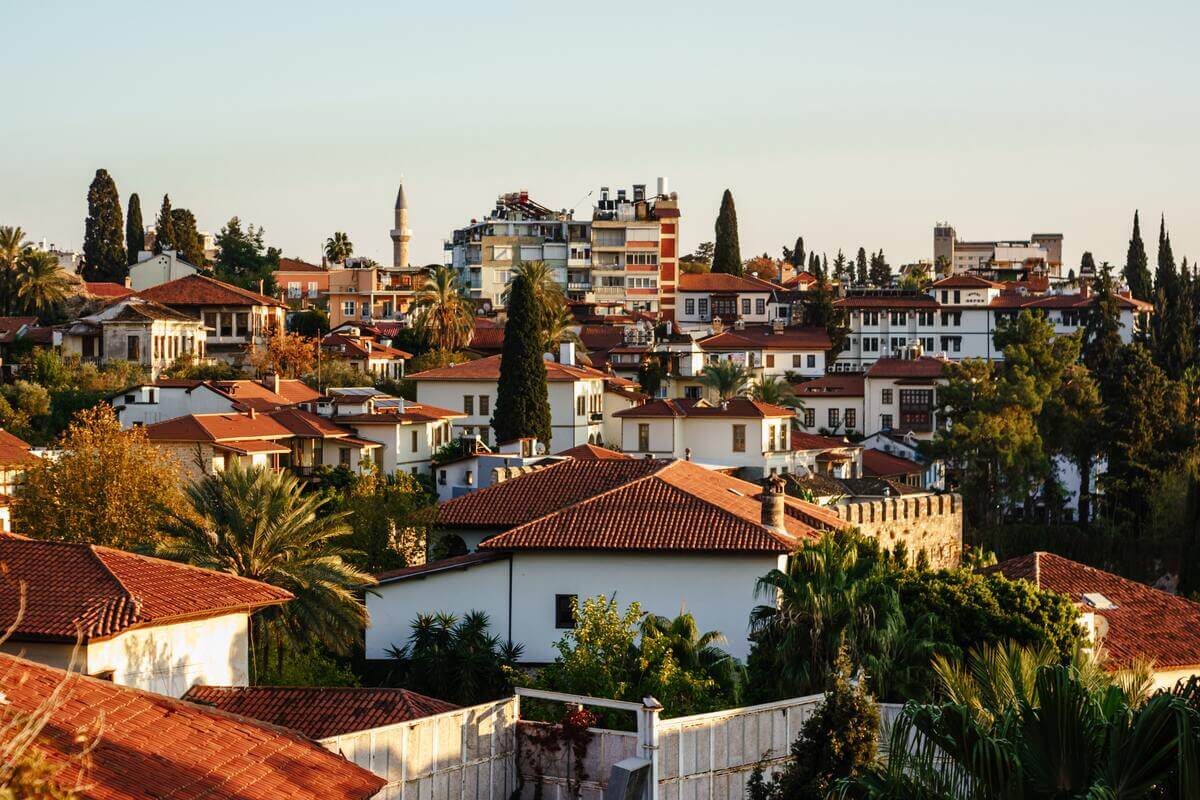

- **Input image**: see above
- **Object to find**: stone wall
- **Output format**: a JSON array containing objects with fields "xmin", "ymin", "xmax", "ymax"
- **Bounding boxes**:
[{"xmin": 830, "ymin": 493, "xmax": 963, "ymax": 569}]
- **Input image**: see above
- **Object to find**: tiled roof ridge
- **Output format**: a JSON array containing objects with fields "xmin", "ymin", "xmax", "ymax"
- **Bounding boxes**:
[
  {"xmin": 441, "ymin": 458, "xmax": 575, "ymax": 509},
  {"xmin": 90, "ymin": 543, "xmax": 293, "ymax": 605}
]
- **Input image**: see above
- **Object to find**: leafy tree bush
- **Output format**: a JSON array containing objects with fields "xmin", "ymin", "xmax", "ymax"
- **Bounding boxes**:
[
  {"xmin": 254, "ymin": 641, "xmax": 360, "ymax": 688},
  {"xmin": 331, "ymin": 467, "xmax": 436, "ymax": 572},
  {"xmin": 288, "ymin": 307, "xmax": 329, "ymax": 337},
  {"xmin": 161, "ymin": 353, "xmax": 245, "ymax": 381},
  {"xmin": 385, "ymin": 611, "xmax": 521, "ymax": 706}
]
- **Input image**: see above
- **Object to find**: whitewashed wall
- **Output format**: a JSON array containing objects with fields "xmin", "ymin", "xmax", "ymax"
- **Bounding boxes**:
[{"xmin": 321, "ymin": 697, "xmax": 519, "ymax": 800}]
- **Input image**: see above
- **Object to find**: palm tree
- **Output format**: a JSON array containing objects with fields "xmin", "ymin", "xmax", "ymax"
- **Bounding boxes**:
[
  {"xmin": 414, "ymin": 265, "xmax": 474, "ymax": 352},
  {"xmin": 324, "ymin": 231, "xmax": 353, "ymax": 264},
  {"xmin": 158, "ymin": 461, "xmax": 375, "ymax": 675},
  {"xmin": 699, "ymin": 359, "xmax": 755, "ymax": 401},
  {"xmin": 752, "ymin": 375, "xmax": 802, "ymax": 409},
  {"xmin": 641, "ymin": 610, "xmax": 744, "ymax": 703},
  {"xmin": 15, "ymin": 250, "xmax": 72, "ymax": 318},
  {"xmin": 384, "ymin": 610, "xmax": 522, "ymax": 705},
  {"xmin": 0, "ymin": 226, "xmax": 30, "ymax": 315},
  {"xmin": 542, "ymin": 301, "xmax": 586, "ymax": 357},
  {"xmin": 501, "ymin": 260, "xmax": 563, "ymax": 320}
]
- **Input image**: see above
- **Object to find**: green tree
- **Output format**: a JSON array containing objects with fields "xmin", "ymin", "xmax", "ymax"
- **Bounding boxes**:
[
  {"xmin": 385, "ymin": 611, "xmax": 521, "ymax": 705},
  {"xmin": 699, "ymin": 359, "xmax": 754, "ymax": 400},
  {"xmin": 854, "ymin": 247, "xmax": 868, "ymax": 285},
  {"xmin": 1124, "ymin": 209, "xmax": 1152, "ymax": 301},
  {"xmin": 289, "ymin": 306, "xmax": 329, "ymax": 338},
  {"xmin": 493, "ymin": 273, "xmax": 551, "ymax": 445},
  {"xmin": 214, "ymin": 216, "xmax": 279, "ymax": 292},
  {"xmin": 81, "ymin": 168, "xmax": 125, "ymax": 281},
  {"xmin": 804, "ymin": 270, "xmax": 850, "ymax": 360},
  {"xmin": 868, "ymin": 249, "xmax": 892, "ymax": 287},
  {"xmin": 830, "ymin": 249, "xmax": 850, "ymax": 283},
  {"xmin": 15, "ymin": 250, "xmax": 72, "ymax": 319},
  {"xmin": 414, "ymin": 265, "xmax": 474, "ymax": 352},
  {"xmin": 640, "ymin": 611, "xmax": 744, "ymax": 705},
  {"xmin": 159, "ymin": 460, "xmax": 375, "ymax": 669},
  {"xmin": 324, "ymin": 232, "xmax": 353, "ymax": 264},
  {"xmin": 0, "ymin": 226, "xmax": 28, "ymax": 314},
  {"xmin": 154, "ymin": 193, "xmax": 175, "ymax": 254},
  {"xmin": 752, "ymin": 376, "xmax": 801, "ymax": 408},
  {"xmin": 170, "ymin": 207, "xmax": 205, "ymax": 266},
  {"xmin": 334, "ymin": 468, "xmax": 436, "ymax": 572},
  {"xmin": 712, "ymin": 189, "xmax": 742, "ymax": 275},
  {"xmin": 782, "ymin": 236, "xmax": 804, "ymax": 269},
  {"xmin": 125, "ymin": 192, "xmax": 143, "ymax": 266}
]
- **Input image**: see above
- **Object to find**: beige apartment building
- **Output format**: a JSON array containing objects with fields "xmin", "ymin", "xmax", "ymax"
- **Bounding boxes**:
[{"xmin": 933, "ymin": 222, "xmax": 1063, "ymax": 280}]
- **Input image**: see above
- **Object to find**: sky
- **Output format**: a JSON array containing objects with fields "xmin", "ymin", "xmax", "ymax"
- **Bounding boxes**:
[{"xmin": 3, "ymin": 1, "xmax": 1198, "ymax": 272}]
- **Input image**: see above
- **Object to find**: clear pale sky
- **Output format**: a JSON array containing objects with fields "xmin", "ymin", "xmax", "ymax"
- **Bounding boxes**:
[{"xmin": 3, "ymin": 1, "xmax": 1197, "ymax": 271}]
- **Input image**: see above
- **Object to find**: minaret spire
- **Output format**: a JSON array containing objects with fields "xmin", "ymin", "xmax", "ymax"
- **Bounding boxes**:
[{"xmin": 390, "ymin": 177, "xmax": 411, "ymax": 267}]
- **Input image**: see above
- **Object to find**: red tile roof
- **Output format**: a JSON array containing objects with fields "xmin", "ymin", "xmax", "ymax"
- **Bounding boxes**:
[
  {"xmin": 988, "ymin": 552, "xmax": 1200, "ymax": 669},
  {"xmin": 0, "ymin": 535, "xmax": 291, "ymax": 642},
  {"xmin": 409, "ymin": 354, "xmax": 607, "ymax": 382},
  {"xmin": 557, "ymin": 443, "xmax": 632, "ymax": 460},
  {"xmin": 792, "ymin": 375, "xmax": 865, "ymax": 398},
  {"xmin": 143, "ymin": 411, "xmax": 295, "ymax": 442},
  {"xmin": 268, "ymin": 407, "xmax": 355, "ymax": 438},
  {"xmin": 865, "ymin": 356, "xmax": 949, "ymax": 379},
  {"xmin": 336, "ymin": 401, "xmax": 465, "ymax": 425},
  {"xmin": 84, "ymin": 281, "xmax": 135, "ymax": 298},
  {"xmin": 699, "ymin": 325, "xmax": 831, "ymax": 351},
  {"xmin": 467, "ymin": 326, "xmax": 506, "ymax": 353},
  {"xmin": 791, "ymin": 431, "xmax": 858, "ymax": 451},
  {"xmin": 276, "ymin": 257, "xmax": 328, "ymax": 273},
  {"xmin": 138, "ymin": 273, "xmax": 286, "ymax": 308},
  {"xmin": 322, "ymin": 333, "xmax": 412, "ymax": 360},
  {"xmin": 0, "ymin": 316, "xmax": 38, "ymax": 343},
  {"xmin": 862, "ymin": 448, "xmax": 923, "ymax": 478},
  {"xmin": 781, "ymin": 271, "xmax": 817, "ymax": 288},
  {"xmin": 476, "ymin": 460, "xmax": 846, "ymax": 553},
  {"xmin": 931, "ymin": 275, "xmax": 1002, "ymax": 289},
  {"xmin": 211, "ymin": 378, "xmax": 321, "ymax": 407},
  {"xmin": 678, "ymin": 273, "xmax": 777, "ymax": 293},
  {"xmin": 835, "ymin": 295, "xmax": 938, "ymax": 309},
  {"xmin": 376, "ymin": 550, "xmax": 509, "ymax": 583},
  {"xmin": 0, "ymin": 427, "xmax": 37, "ymax": 467},
  {"xmin": 0, "ymin": 653, "xmax": 383, "ymax": 799},
  {"xmin": 183, "ymin": 685, "xmax": 458, "ymax": 739},
  {"xmin": 613, "ymin": 397, "xmax": 794, "ymax": 419}
]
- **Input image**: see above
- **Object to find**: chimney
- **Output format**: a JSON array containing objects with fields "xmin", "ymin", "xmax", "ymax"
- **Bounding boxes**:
[
  {"xmin": 266, "ymin": 373, "xmax": 280, "ymax": 394},
  {"xmin": 124, "ymin": 275, "xmax": 132, "ymax": 289},
  {"xmin": 559, "ymin": 340, "xmax": 576, "ymax": 366},
  {"xmin": 760, "ymin": 475, "xmax": 787, "ymax": 532},
  {"xmin": 684, "ymin": 447, "xmax": 692, "ymax": 462},
  {"xmin": 247, "ymin": 407, "xmax": 257, "ymax": 419}
]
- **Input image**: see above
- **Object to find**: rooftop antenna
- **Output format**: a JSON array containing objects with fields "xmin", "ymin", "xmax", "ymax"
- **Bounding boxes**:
[{"xmin": 571, "ymin": 190, "xmax": 594, "ymax": 210}]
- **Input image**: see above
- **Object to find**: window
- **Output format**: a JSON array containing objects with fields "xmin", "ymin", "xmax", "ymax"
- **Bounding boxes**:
[
  {"xmin": 626, "ymin": 227, "xmax": 659, "ymax": 243},
  {"xmin": 204, "ymin": 311, "xmax": 218, "ymax": 332},
  {"xmin": 806, "ymin": 354, "xmax": 816, "ymax": 368},
  {"xmin": 463, "ymin": 395, "xmax": 474, "ymax": 415},
  {"xmin": 891, "ymin": 337, "xmax": 905, "ymax": 351},
  {"xmin": 626, "ymin": 276, "xmax": 657, "ymax": 289},
  {"xmin": 638, "ymin": 423, "xmax": 650, "ymax": 452},
  {"xmin": 863, "ymin": 337, "xmax": 879, "ymax": 352},
  {"xmin": 828, "ymin": 408, "xmax": 840, "ymax": 428},
  {"xmin": 465, "ymin": 469, "xmax": 474, "ymax": 486},
  {"xmin": 765, "ymin": 354, "xmax": 775, "ymax": 368},
  {"xmin": 882, "ymin": 414, "xmax": 893, "ymax": 430},
  {"xmin": 288, "ymin": 282, "xmax": 300, "ymax": 298},
  {"xmin": 342, "ymin": 301, "xmax": 356, "ymax": 317},
  {"xmin": 712, "ymin": 298, "xmax": 737, "ymax": 319},
  {"xmin": 882, "ymin": 389, "xmax": 893, "ymax": 404},
  {"xmin": 308, "ymin": 281, "xmax": 319, "ymax": 296},
  {"xmin": 698, "ymin": 298, "xmax": 709, "ymax": 317},
  {"xmin": 918, "ymin": 311, "xmax": 935, "ymax": 326},
  {"xmin": 126, "ymin": 335, "xmax": 141, "ymax": 361},
  {"xmin": 479, "ymin": 395, "xmax": 490, "ymax": 415},
  {"xmin": 940, "ymin": 336, "xmax": 962, "ymax": 353},
  {"xmin": 685, "ymin": 298, "xmax": 695, "ymax": 315},
  {"xmin": 555, "ymin": 594, "xmax": 577, "ymax": 629},
  {"xmin": 124, "ymin": 394, "xmax": 136, "ymax": 404},
  {"xmin": 741, "ymin": 299, "xmax": 751, "ymax": 316},
  {"xmin": 684, "ymin": 385, "xmax": 702, "ymax": 399},
  {"xmin": 863, "ymin": 311, "xmax": 879, "ymax": 326},
  {"xmin": 491, "ymin": 245, "xmax": 513, "ymax": 261},
  {"xmin": 804, "ymin": 408, "xmax": 815, "ymax": 427},
  {"xmin": 953, "ymin": 290, "xmax": 961, "ymax": 304},
  {"xmin": 940, "ymin": 311, "xmax": 962, "ymax": 327},
  {"xmin": 845, "ymin": 408, "xmax": 857, "ymax": 429},
  {"xmin": 339, "ymin": 447, "xmax": 351, "ymax": 465},
  {"xmin": 438, "ymin": 470, "xmax": 447, "ymax": 485},
  {"xmin": 626, "ymin": 252, "xmax": 658, "ymax": 266},
  {"xmin": 732, "ymin": 424, "xmax": 746, "ymax": 452},
  {"xmin": 792, "ymin": 354, "xmax": 802, "ymax": 368},
  {"xmin": 409, "ymin": 430, "xmax": 418, "ymax": 451},
  {"xmin": 768, "ymin": 425, "xmax": 776, "ymax": 452},
  {"xmin": 756, "ymin": 298, "xmax": 766, "ymax": 315},
  {"xmin": 890, "ymin": 311, "xmax": 906, "ymax": 325}
]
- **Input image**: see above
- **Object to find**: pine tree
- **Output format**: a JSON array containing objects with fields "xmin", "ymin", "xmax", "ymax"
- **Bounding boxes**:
[
  {"xmin": 125, "ymin": 193, "xmax": 143, "ymax": 267},
  {"xmin": 155, "ymin": 194, "xmax": 176, "ymax": 254},
  {"xmin": 1156, "ymin": 215, "xmax": 1176, "ymax": 292},
  {"xmin": 831, "ymin": 249, "xmax": 849, "ymax": 283},
  {"xmin": 869, "ymin": 249, "xmax": 892, "ymax": 287},
  {"xmin": 82, "ymin": 168, "xmax": 126, "ymax": 281},
  {"xmin": 855, "ymin": 247, "xmax": 868, "ymax": 285},
  {"xmin": 1124, "ymin": 210, "xmax": 1152, "ymax": 300},
  {"xmin": 712, "ymin": 189, "xmax": 742, "ymax": 276},
  {"xmin": 171, "ymin": 208, "xmax": 205, "ymax": 266},
  {"xmin": 493, "ymin": 274, "xmax": 552, "ymax": 446},
  {"xmin": 789, "ymin": 236, "xmax": 805, "ymax": 269}
]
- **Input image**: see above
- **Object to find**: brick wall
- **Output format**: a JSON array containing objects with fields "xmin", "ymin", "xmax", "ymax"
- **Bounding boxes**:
[{"xmin": 830, "ymin": 493, "xmax": 963, "ymax": 569}]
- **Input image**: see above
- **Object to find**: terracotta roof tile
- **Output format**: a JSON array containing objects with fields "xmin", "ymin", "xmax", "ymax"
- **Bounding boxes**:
[
  {"xmin": 678, "ymin": 273, "xmax": 777, "ymax": 293},
  {"xmin": 183, "ymin": 685, "xmax": 458, "ymax": 739},
  {"xmin": 409, "ymin": 354, "xmax": 607, "ymax": 382},
  {"xmin": 211, "ymin": 378, "xmax": 321, "ymax": 407},
  {"xmin": 138, "ymin": 274, "xmax": 286, "ymax": 308},
  {"xmin": 468, "ymin": 327, "xmax": 506, "ymax": 353},
  {"xmin": 475, "ymin": 460, "xmax": 845, "ymax": 553},
  {"xmin": 699, "ymin": 326, "xmax": 830, "ymax": 351},
  {"xmin": 556, "ymin": 443, "xmax": 632, "ymax": 460},
  {"xmin": 861, "ymin": 449, "xmax": 924, "ymax": 477},
  {"xmin": 84, "ymin": 281, "xmax": 135, "ymax": 298},
  {"xmin": 793, "ymin": 375, "xmax": 865, "ymax": 397},
  {"xmin": 268, "ymin": 407, "xmax": 354, "ymax": 438},
  {"xmin": 0, "ymin": 428, "xmax": 36, "ymax": 467},
  {"xmin": 322, "ymin": 333, "xmax": 412, "ymax": 360},
  {"xmin": 376, "ymin": 551, "xmax": 508, "ymax": 583},
  {"xmin": 276, "ymin": 258, "xmax": 327, "ymax": 273},
  {"xmin": 613, "ymin": 397, "xmax": 794, "ymax": 419},
  {"xmin": 931, "ymin": 275, "xmax": 1003, "ymax": 289},
  {"xmin": 988, "ymin": 552, "xmax": 1200, "ymax": 669},
  {"xmin": 142, "ymin": 411, "xmax": 295, "ymax": 442},
  {"xmin": 337, "ymin": 401, "xmax": 466, "ymax": 425},
  {"xmin": 0, "ymin": 535, "xmax": 291, "ymax": 642},
  {"xmin": 865, "ymin": 356, "xmax": 949, "ymax": 379},
  {"xmin": 0, "ymin": 654, "xmax": 383, "ymax": 799},
  {"xmin": 791, "ymin": 431, "xmax": 858, "ymax": 451}
]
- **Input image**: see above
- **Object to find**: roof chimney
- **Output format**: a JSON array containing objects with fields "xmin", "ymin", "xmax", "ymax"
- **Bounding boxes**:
[
  {"xmin": 247, "ymin": 407, "xmax": 256, "ymax": 419},
  {"xmin": 760, "ymin": 474, "xmax": 787, "ymax": 533}
]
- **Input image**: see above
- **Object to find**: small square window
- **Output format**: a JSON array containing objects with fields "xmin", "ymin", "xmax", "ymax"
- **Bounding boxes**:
[{"xmin": 555, "ymin": 594, "xmax": 577, "ymax": 629}]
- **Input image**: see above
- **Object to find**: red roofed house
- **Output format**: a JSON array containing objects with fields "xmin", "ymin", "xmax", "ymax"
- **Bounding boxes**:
[
  {"xmin": 794, "ymin": 374, "xmax": 866, "ymax": 436},
  {"xmin": 675, "ymin": 272, "xmax": 779, "ymax": 330},
  {"xmin": 137, "ymin": 273, "xmax": 288, "ymax": 366},
  {"xmin": 322, "ymin": 328, "xmax": 411, "ymax": 380},
  {"xmin": 697, "ymin": 322, "xmax": 831, "ymax": 382},
  {"xmin": 0, "ymin": 428, "xmax": 37, "ymax": 532},
  {"xmin": 111, "ymin": 375, "xmax": 321, "ymax": 427},
  {"xmin": 613, "ymin": 397, "xmax": 798, "ymax": 478},
  {"xmin": 367, "ymin": 461, "xmax": 848, "ymax": 662},
  {"xmin": 863, "ymin": 353, "xmax": 949, "ymax": 441},
  {"xmin": 988, "ymin": 552, "xmax": 1200, "ymax": 690},
  {"xmin": 84, "ymin": 280, "xmax": 134, "ymax": 299},
  {"xmin": 275, "ymin": 257, "xmax": 331, "ymax": 305},
  {"xmin": 408, "ymin": 344, "xmax": 607, "ymax": 451},
  {"xmin": 60, "ymin": 296, "xmax": 209, "ymax": 379},
  {"xmin": 861, "ymin": 448, "xmax": 925, "ymax": 487},
  {"xmin": 0, "ymin": 535, "xmax": 291, "ymax": 696},
  {"xmin": 333, "ymin": 395, "xmax": 465, "ymax": 476},
  {"xmin": 0, "ymin": 652, "xmax": 383, "ymax": 799}
]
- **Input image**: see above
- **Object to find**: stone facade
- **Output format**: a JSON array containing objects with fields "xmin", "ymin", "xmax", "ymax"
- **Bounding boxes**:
[{"xmin": 830, "ymin": 493, "xmax": 963, "ymax": 569}]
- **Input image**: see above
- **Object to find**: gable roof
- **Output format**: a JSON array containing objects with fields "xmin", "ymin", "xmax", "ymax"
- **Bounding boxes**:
[
  {"xmin": 276, "ymin": 257, "xmax": 327, "ymax": 273},
  {"xmin": 322, "ymin": 333, "xmax": 412, "ymax": 360},
  {"xmin": 84, "ymin": 281, "xmax": 135, "ymax": 298},
  {"xmin": 866, "ymin": 356, "xmax": 949, "ymax": 379},
  {"xmin": 476, "ymin": 459, "xmax": 846, "ymax": 553},
  {"xmin": 142, "ymin": 411, "xmax": 295, "ymax": 442},
  {"xmin": 862, "ymin": 448, "xmax": 924, "ymax": 477},
  {"xmin": 792, "ymin": 375, "xmax": 865, "ymax": 398},
  {"xmin": 183, "ymin": 685, "xmax": 458, "ymax": 740},
  {"xmin": 678, "ymin": 273, "xmax": 777, "ymax": 293},
  {"xmin": 336, "ymin": 400, "xmax": 466, "ymax": 425},
  {"xmin": 408, "ymin": 354, "xmax": 607, "ymax": 382},
  {"xmin": 0, "ymin": 427, "xmax": 37, "ymax": 467},
  {"xmin": 0, "ymin": 653, "xmax": 383, "ymax": 799},
  {"xmin": 210, "ymin": 377, "xmax": 321, "ymax": 407},
  {"xmin": 613, "ymin": 397, "xmax": 795, "ymax": 419},
  {"xmin": 557, "ymin": 443, "xmax": 632, "ymax": 460},
  {"xmin": 0, "ymin": 535, "xmax": 291, "ymax": 642},
  {"xmin": 138, "ymin": 273, "xmax": 286, "ymax": 308},
  {"xmin": 931, "ymin": 275, "xmax": 1003, "ymax": 289},
  {"xmin": 698, "ymin": 325, "xmax": 830, "ymax": 351},
  {"xmin": 791, "ymin": 431, "xmax": 859, "ymax": 451},
  {"xmin": 107, "ymin": 297, "xmax": 198, "ymax": 323},
  {"xmin": 987, "ymin": 552, "xmax": 1200, "ymax": 669}
]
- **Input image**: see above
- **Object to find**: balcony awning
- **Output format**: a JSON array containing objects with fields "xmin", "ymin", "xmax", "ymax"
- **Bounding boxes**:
[{"xmin": 214, "ymin": 440, "xmax": 292, "ymax": 455}]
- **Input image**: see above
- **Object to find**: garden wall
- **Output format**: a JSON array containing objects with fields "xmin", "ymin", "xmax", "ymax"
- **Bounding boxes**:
[{"xmin": 831, "ymin": 493, "xmax": 963, "ymax": 569}]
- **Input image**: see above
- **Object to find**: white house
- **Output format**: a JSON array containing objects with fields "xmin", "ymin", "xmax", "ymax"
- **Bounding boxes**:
[
  {"xmin": 59, "ymin": 296, "xmax": 208, "ymax": 379},
  {"xmin": 675, "ymin": 273, "xmax": 778, "ymax": 331},
  {"xmin": 0, "ymin": 535, "xmax": 291, "ymax": 696},
  {"xmin": 794, "ymin": 374, "xmax": 866, "ymax": 436},
  {"xmin": 862, "ymin": 354, "xmax": 949, "ymax": 441},
  {"xmin": 111, "ymin": 376, "xmax": 320, "ymax": 428},
  {"xmin": 408, "ymin": 344, "xmax": 607, "ymax": 451},
  {"xmin": 613, "ymin": 397, "xmax": 797, "ymax": 478},
  {"xmin": 334, "ymin": 396, "xmax": 464, "ymax": 476},
  {"xmin": 128, "ymin": 249, "xmax": 201, "ymax": 291},
  {"xmin": 697, "ymin": 323, "xmax": 830, "ymax": 381},
  {"xmin": 366, "ymin": 460, "xmax": 849, "ymax": 662}
]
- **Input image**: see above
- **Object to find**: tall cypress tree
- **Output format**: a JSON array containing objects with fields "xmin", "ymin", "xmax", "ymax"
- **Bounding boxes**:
[
  {"xmin": 171, "ymin": 208, "xmax": 205, "ymax": 266},
  {"xmin": 869, "ymin": 249, "xmax": 892, "ymax": 287},
  {"xmin": 855, "ymin": 248, "xmax": 868, "ymax": 285},
  {"xmin": 1124, "ymin": 210, "xmax": 1151, "ymax": 300},
  {"xmin": 125, "ymin": 193, "xmax": 143, "ymax": 267},
  {"xmin": 492, "ymin": 274, "xmax": 552, "ymax": 446},
  {"xmin": 712, "ymin": 189, "xmax": 742, "ymax": 276},
  {"xmin": 789, "ymin": 236, "xmax": 805, "ymax": 269},
  {"xmin": 155, "ymin": 194, "xmax": 176, "ymax": 254},
  {"xmin": 1156, "ymin": 215, "xmax": 1176, "ymax": 292},
  {"xmin": 82, "ymin": 168, "xmax": 126, "ymax": 281}
]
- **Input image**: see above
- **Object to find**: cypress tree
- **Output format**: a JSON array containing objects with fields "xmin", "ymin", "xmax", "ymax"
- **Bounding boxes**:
[
  {"xmin": 492, "ymin": 274, "xmax": 552, "ymax": 446},
  {"xmin": 82, "ymin": 168, "xmax": 126, "ymax": 281},
  {"xmin": 1156, "ymin": 215, "xmax": 1177, "ymax": 292},
  {"xmin": 125, "ymin": 193, "xmax": 143, "ymax": 267},
  {"xmin": 171, "ymin": 208, "xmax": 205, "ymax": 266},
  {"xmin": 855, "ymin": 248, "xmax": 868, "ymax": 285},
  {"xmin": 1124, "ymin": 210, "xmax": 1151, "ymax": 300},
  {"xmin": 831, "ymin": 249, "xmax": 849, "ymax": 283},
  {"xmin": 790, "ymin": 236, "xmax": 805, "ymax": 269},
  {"xmin": 155, "ymin": 194, "xmax": 176, "ymax": 254},
  {"xmin": 869, "ymin": 249, "xmax": 892, "ymax": 287},
  {"xmin": 809, "ymin": 252, "xmax": 821, "ymax": 277},
  {"xmin": 712, "ymin": 189, "xmax": 742, "ymax": 276}
]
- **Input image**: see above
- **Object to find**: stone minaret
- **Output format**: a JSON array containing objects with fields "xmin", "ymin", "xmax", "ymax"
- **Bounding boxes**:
[{"xmin": 390, "ymin": 179, "xmax": 411, "ymax": 268}]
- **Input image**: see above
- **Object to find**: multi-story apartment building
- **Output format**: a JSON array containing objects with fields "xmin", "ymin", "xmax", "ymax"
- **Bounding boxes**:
[
  {"xmin": 446, "ymin": 191, "xmax": 589, "ymax": 310},
  {"xmin": 589, "ymin": 179, "xmax": 680, "ymax": 317},
  {"xmin": 933, "ymin": 223, "xmax": 1064, "ymax": 279},
  {"xmin": 833, "ymin": 275, "xmax": 1150, "ymax": 371}
]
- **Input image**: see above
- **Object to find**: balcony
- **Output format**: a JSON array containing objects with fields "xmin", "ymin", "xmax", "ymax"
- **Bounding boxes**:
[{"xmin": 567, "ymin": 281, "xmax": 592, "ymax": 291}]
